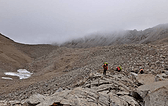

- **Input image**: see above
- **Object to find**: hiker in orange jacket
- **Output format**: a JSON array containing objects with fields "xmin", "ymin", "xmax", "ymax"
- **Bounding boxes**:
[
  {"xmin": 102, "ymin": 63, "xmax": 108, "ymax": 75},
  {"xmin": 139, "ymin": 69, "xmax": 144, "ymax": 74}
]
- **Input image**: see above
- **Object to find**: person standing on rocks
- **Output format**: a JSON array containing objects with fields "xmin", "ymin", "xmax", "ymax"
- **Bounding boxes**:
[
  {"xmin": 116, "ymin": 66, "xmax": 122, "ymax": 72},
  {"xmin": 102, "ymin": 62, "xmax": 108, "ymax": 75},
  {"xmin": 139, "ymin": 69, "xmax": 144, "ymax": 74}
]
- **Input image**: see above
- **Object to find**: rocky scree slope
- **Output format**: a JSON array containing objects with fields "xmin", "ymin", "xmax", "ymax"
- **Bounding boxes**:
[{"xmin": 0, "ymin": 42, "xmax": 168, "ymax": 105}]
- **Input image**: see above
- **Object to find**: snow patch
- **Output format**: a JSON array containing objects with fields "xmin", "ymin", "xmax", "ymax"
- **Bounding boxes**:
[
  {"xmin": 2, "ymin": 69, "xmax": 33, "ymax": 80},
  {"xmin": 2, "ymin": 77, "xmax": 13, "ymax": 80},
  {"xmin": 130, "ymin": 72, "xmax": 138, "ymax": 77}
]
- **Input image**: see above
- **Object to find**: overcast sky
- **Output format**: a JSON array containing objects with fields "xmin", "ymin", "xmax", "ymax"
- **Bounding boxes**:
[{"xmin": 0, "ymin": 0, "xmax": 168, "ymax": 44}]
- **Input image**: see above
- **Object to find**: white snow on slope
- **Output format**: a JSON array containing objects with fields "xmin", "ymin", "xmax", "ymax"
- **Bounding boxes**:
[{"xmin": 2, "ymin": 69, "xmax": 33, "ymax": 80}]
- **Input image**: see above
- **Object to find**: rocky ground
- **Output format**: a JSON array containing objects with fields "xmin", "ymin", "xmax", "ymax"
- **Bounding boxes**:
[
  {"xmin": 0, "ymin": 42, "xmax": 168, "ymax": 106},
  {"xmin": 1, "ymin": 70, "xmax": 168, "ymax": 106}
]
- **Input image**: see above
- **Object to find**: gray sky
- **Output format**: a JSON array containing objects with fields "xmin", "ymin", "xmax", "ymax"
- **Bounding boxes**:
[{"xmin": 0, "ymin": 0, "xmax": 168, "ymax": 44}]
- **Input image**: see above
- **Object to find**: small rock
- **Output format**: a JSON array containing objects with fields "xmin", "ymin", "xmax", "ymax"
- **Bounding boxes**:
[
  {"xmin": 164, "ymin": 65, "xmax": 168, "ymax": 70},
  {"xmin": 165, "ymin": 71, "xmax": 168, "ymax": 75},
  {"xmin": 116, "ymin": 91, "xmax": 129, "ymax": 96},
  {"xmin": 56, "ymin": 87, "xmax": 63, "ymax": 92}
]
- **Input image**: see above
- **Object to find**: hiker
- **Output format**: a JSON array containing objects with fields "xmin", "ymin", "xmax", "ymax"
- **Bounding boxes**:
[
  {"xmin": 102, "ymin": 62, "xmax": 108, "ymax": 75},
  {"xmin": 116, "ymin": 66, "xmax": 122, "ymax": 72},
  {"xmin": 139, "ymin": 69, "xmax": 144, "ymax": 74}
]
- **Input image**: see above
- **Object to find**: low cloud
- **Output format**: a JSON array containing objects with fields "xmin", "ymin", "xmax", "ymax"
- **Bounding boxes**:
[{"xmin": 0, "ymin": 0, "xmax": 168, "ymax": 44}]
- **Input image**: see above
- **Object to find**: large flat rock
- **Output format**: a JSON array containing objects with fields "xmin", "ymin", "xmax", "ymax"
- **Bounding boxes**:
[{"xmin": 137, "ymin": 80, "xmax": 168, "ymax": 106}]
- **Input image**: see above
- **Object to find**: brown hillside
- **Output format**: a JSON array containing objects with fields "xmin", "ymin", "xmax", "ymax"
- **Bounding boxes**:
[
  {"xmin": 0, "ymin": 33, "xmax": 15, "ymax": 44},
  {"xmin": 0, "ymin": 33, "xmax": 32, "ymax": 72},
  {"xmin": 0, "ymin": 33, "xmax": 59, "ymax": 72},
  {"xmin": 14, "ymin": 43, "xmax": 59, "ymax": 59},
  {"xmin": 0, "ymin": 33, "xmax": 59, "ymax": 96}
]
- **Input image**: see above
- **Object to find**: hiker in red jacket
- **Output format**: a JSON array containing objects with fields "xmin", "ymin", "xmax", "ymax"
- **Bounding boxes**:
[
  {"xmin": 116, "ymin": 66, "xmax": 122, "ymax": 72},
  {"xmin": 102, "ymin": 63, "xmax": 108, "ymax": 75}
]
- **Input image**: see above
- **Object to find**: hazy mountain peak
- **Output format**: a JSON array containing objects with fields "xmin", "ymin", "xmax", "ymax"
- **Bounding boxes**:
[{"xmin": 61, "ymin": 24, "xmax": 168, "ymax": 48}]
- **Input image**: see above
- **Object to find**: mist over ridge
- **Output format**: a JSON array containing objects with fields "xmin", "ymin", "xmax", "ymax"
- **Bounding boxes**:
[
  {"xmin": 60, "ymin": 23, "xmax": 168, "ymax": 47},
  {"xmin": 1, "ymin": 0, "xmax": 168, "ymax": 44}
]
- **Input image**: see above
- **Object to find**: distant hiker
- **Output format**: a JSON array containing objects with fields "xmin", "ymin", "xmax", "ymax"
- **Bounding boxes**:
[
  {"xmin": 102, "ymin": 62, "xmax": 108, "ymax": 75},
  {"xmin": 116, "ymin": 66, "xmax": 122, "ymax": 72},
  {"xmin": 139, "ymin": 69, "xmax": 144, "ymax": 74}
]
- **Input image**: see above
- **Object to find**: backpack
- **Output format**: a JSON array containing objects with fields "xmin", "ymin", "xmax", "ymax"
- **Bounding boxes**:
[
  {"xmin": 104, "ymin": 62, "xmax": 108, "ymax": 66},
  {"xmin": 119, "ymin": 66, "xmax": 122, "ymax": 70}
]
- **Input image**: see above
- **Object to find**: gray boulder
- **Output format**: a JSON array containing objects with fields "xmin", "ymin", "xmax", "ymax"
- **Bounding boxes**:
[{"xmin": 137, "ymin": 80, "xmax": 168, "ymax": 106}]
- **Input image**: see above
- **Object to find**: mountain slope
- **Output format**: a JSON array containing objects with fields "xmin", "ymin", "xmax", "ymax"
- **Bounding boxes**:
[
  {"xmin": 14, "ymin": 43, "xmax": 59, "ymax": 59},
  {"xmin": 0, "ymin": 33, "xmax": 59, "ymax": 72},
  {"xmin": 61, "ymin": 24, "xmax": 168, "ymax": 48},
  {"xmin": 0, "ymin": 41, "xmax": 167, "ymax": 100},
  {"xmin": 139, "ymin": 24, "xmax": 168, "ymax": 44},
  {"xmin": 0, "ymin": 33, "xmax": 32, "ymax": 72},
  {"xmin": 0, "ymin": 24, "xmax": 168, "ymax": 104}
]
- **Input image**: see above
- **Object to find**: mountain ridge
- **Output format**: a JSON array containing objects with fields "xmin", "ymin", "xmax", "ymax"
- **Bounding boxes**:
[{"xmin": 61, "ymin": 23, "xmax": 168, "ymax": 48}]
